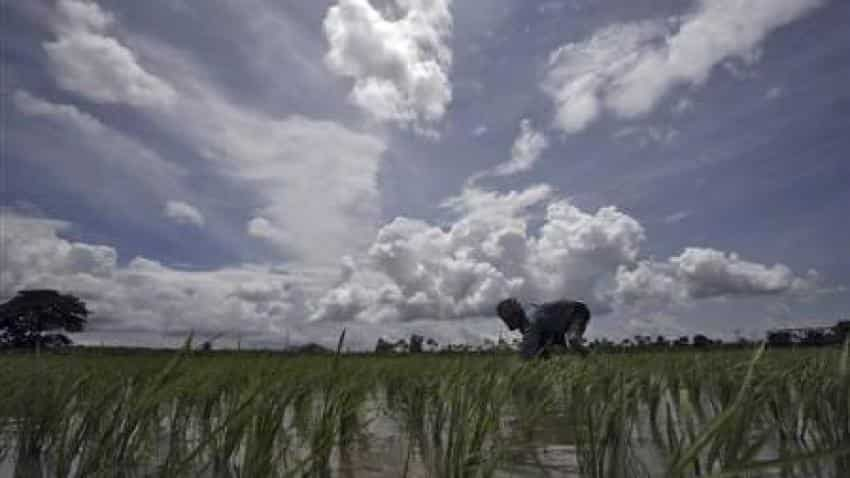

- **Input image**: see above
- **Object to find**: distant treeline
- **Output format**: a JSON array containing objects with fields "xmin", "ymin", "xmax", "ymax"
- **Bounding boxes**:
[{"xmin": 371, "ymin": 320, "xmax": 850, "ymax": 355}]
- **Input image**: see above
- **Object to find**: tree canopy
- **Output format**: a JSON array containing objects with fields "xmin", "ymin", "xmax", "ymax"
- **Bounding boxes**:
[{"xmin": 0, "ymin": 289, "xmax": 88, "ymax": 349}]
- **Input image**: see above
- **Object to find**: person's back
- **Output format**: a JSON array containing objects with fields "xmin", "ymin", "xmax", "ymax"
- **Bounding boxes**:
[{"xmin": 497, "ymin": 298, "xmax": 591, "ymax": 359}]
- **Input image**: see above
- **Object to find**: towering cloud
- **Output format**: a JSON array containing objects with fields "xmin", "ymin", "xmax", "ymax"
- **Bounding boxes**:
[
  {"xmin": 310, "ymin": 185, "xmax": 818, "ymax": 324},
  {"xmin": 324, "ymin": 0, "xmax": 453, "ymax": 130}
]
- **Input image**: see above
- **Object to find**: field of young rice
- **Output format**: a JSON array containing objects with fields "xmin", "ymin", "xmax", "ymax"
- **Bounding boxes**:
[{"xmin": 1, "ymin": 345, "xmax": 849, "ymax": 478}]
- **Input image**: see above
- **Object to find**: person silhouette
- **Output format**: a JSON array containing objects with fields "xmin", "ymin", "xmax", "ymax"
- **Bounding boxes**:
[{"xmin": 496, "ymin": 297, "xmax": 591, "ymax": 359}]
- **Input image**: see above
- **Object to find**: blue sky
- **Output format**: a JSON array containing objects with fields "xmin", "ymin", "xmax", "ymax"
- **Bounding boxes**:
[{"xmin": 3, "ymin": 0, "xmax": 849, "ymax": 349}]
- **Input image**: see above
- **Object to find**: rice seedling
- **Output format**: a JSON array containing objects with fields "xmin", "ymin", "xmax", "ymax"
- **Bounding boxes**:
[{"xmin": 1, "ymin": 345, "xmax": 848, "ymax": 477}]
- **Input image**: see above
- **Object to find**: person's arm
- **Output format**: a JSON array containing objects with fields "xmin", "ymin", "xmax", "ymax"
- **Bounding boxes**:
[{"xmin": 519, "ymin": 320, "xmax": 544, "ymax": 359}]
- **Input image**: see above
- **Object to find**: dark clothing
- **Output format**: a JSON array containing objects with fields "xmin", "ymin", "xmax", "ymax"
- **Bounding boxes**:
[{"xmin": 519, "ymin": 300, "xmax": 590, "ymax": 359}]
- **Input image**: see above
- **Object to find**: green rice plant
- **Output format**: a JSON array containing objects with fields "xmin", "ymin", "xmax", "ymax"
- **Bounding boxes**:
[
  {"xmin": 564, "ymin": 360, "xmax": 649, "ymax": 478},
  {"xmin": 1, "ymin": 345, "xmax": 848, "ymax": 477}
]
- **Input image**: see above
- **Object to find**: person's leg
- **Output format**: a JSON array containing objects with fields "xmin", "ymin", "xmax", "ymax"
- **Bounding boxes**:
[
  {"xmin": 567, "ymin": 303, "xmax": 591, "ymax": 356},
  {"xmin": 570, "ymin": 302, "xmax": 591, "ymax": 338}
]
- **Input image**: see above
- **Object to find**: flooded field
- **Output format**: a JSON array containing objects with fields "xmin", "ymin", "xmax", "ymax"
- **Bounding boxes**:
[{"xmin": 1, "ymin": 346, "xmax": 848, "ymax": 477}]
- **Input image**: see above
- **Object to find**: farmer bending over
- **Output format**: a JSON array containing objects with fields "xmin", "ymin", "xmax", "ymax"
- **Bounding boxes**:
[{"xmin": 496, "ymin": 298, "xmax": 591, "ymax": 359}]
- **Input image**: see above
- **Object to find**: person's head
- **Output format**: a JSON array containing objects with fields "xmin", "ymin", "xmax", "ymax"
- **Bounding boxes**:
[{"xmin": 496, "ymin": 298, "xmax": 529, "ymax": 332}]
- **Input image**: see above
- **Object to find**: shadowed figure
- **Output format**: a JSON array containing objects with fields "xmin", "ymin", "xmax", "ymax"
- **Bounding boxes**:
[{"xmin": 496, "ymin": 298, "xmax": 591, "ymax": 359}]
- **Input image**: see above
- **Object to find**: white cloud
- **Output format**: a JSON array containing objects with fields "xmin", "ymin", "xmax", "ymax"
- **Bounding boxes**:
[
  {"xmin": 467, "ymin": 119, "xmax": 548, "ymax": 183},
  {"xmin": 493, "ymin": 119, "xmax": 549, "ymax": 176},
  {"xmin": 36, "ymin": 0, "xmax": 390, "ymax": 267},
  {"xmin": 0, "ymin": 192, "xmax": 822, "ymax": 348},
  {"xmin": 0, "ymin": 211, "xmax": 321, "ymax": 346},
  {"xmin": 14, "ymin": 89, "xmax": 104, "ymax": 134},
  {"xmin": 663, "ymin": 210, "xmax": 692, "ymax": 224},
  {"xmin": 323, "ymin": 0, "xmax": 453, "ymax": 130},
  {"xmin": 246, "ymin": 216, "xmax": 290, "ymax": 245},
  {"xmin": 765, "ymin": 85, "xmax": 785, "ymax": 100},
  {"xmin": 44, "ymin": 0, "xmax": 176, "ymax": 108},
  {"xmin": 537, "ymin": 2, "xmax": 568, "ymax": 15},
  {"xmin": 189, "ymin": 106, "xmax": 386, "ymax": 265},
  {"xmin": 12, "ymin": 90, "xmax": 186, "ymax": 208},
  {"xmin": 0, "ymin": 213, "xmax": 118, "ymax": 295},
  {"xmin": 544, "ymin": 0, "xmax": 823, "ymax": 133},
  {"xmin": 1, "ymin": 210, "xmax": 500, "ymax": 349},
  {"xmin": 164, "ymin": 200, "xmax": 205, "ymax": 227},
  {"xmin": 613, "ymin": 248, "xmax": 819, "ymax": 307},
  {"xmin": 543, "ymin": 21, "xmax": 665, "ymax": 133},
  {"xmin": 310, "ymin": 184, "xmax": 819, "ymax": 325},
  {"xmin": 672, "ymin": 97, "xmax": 694, "ymax": 115},
  {"xmin": 472, "ymin": 125, "xmax": 488, "ymax": 136},
  {"xmin": 613, "ymin": 124, "xmax": 679, "ymax": 148}
]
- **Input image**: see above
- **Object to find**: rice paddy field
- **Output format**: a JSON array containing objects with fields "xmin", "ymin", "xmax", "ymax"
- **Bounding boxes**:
[{"xmin": 1, "ymin": 345, "xmax": 849, "ymax": 478}]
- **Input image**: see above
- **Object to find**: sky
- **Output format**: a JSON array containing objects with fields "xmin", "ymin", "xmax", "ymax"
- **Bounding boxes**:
[{"xmin": 2, "ymin": 0, "xmax": 849, "ymax": 350}]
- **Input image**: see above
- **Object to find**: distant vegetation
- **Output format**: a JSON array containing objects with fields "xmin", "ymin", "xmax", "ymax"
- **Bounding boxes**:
[
  {"xmin": 370, "ymin": 321, "xmax": 850, "ymax": 355},
  {"xmin": 2, "ymin": 289, "xmax": 847, "ymax": 355}
]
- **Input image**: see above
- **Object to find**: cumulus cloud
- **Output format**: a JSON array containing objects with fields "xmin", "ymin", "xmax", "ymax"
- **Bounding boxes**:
[
  {"xmin": 0, "ymin": 194, "xmax": 822, "ymax": 348},
  {"xmin": 44, "ymin": 0, "xmax": 176, "ymax": 108},
  {"xmin": 493, "ymin": 119, "xmax": 549, "ymax": 176},
  {"xmin": 163, "ymin": 200, "xmax": 205, "ymax": 227},
  {"xmin": 1, "ymin": 210, "xmax": 504, "ymax": 349},
  {"xmin": 0, "ymin": 211, "xmax": 320, "ymax": 346},
  {"xmin": 0, "ymin": 213, "xmax": 117, "ymax": 294},
  {"xmin": 543, "ymin": 0, "xmax": 823, "ymax": 133},
  {"xmin": 323, "ymin": 0, "xmax": 453, "ymax": 130},
  {"xmin": 613, "ymin": 248, "xmax": 819, "ymax": 307},
  {"xmin": 310, "ymin": 184, "xmax": 818, "ymax": 324}
]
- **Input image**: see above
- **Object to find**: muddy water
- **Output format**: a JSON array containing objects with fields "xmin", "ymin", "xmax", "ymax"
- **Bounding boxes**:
[
  {"xmin": 328, "ymin": 409, "xmax": 582, "ymax": 478},
  {"xmin": 0, "ymin": 406, "xmax": 825, "ymax": 478},
  {"xmin": 0, "ymin": 414, "xmax": 583, "ymax": 478}
]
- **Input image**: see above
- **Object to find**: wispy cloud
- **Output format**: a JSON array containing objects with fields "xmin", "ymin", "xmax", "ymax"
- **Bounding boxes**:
[
  {"xmin": 663, "ymin": 211, "xmax": 692, "ymax": 224},
  {"xmin": 765, "ymin": 85, "xmax": 785, "ymax": 100},
  {"xmin": 34, "ymin": 0, "xmax": 389, "ymax": 267},
  {"xmin": 494, "ymin": 119, "xmax": 549, "ymax": 176},
  {"xmin": 543, "ymin": 0, "xmax": 823, "ymax": 133},
  {"xmin": 44, "ymin": 0, "xmax": 176, "ymax": 108}
]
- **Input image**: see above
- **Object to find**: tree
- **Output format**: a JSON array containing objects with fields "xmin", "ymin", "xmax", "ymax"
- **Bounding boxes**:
[
  {"xmin": 0, "ymin": 290, "xmax": 88, "ymax": 349},
  {"xmin": 375, "ymin": 337, "xmax": 394, "ymax": 353},
  {"xmin": 692, "ymin": 334, "xmax": 712, "ymax": 348},
  {"xmin": 767, "ymin": 330, "xmax": 793, "ymax": 347}
]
